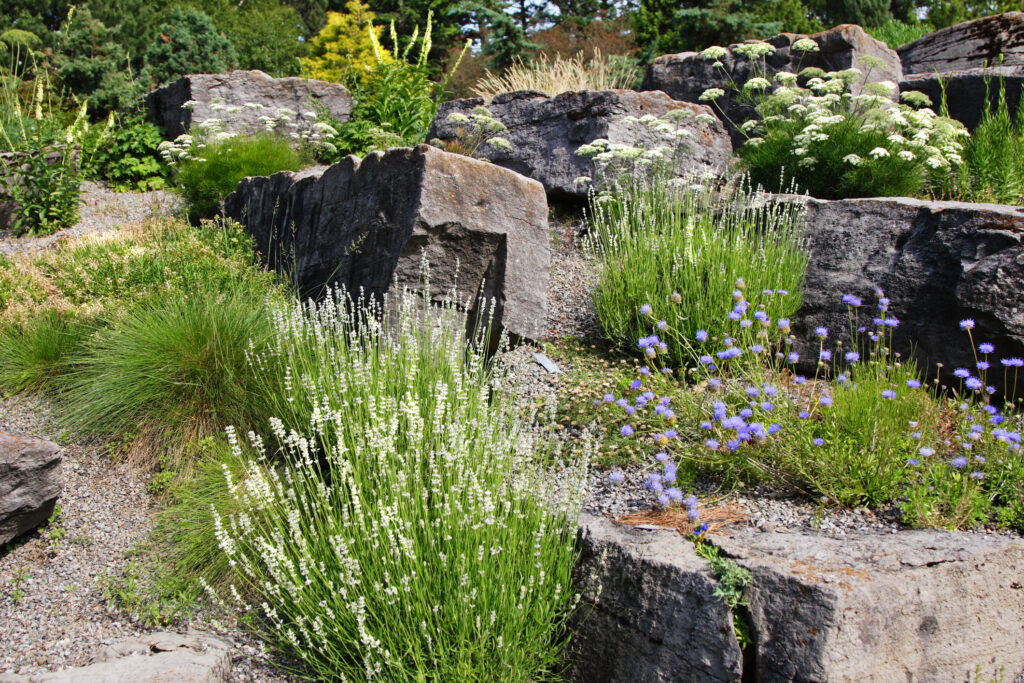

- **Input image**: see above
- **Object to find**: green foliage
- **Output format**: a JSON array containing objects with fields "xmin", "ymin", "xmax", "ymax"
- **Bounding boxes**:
[
  {"xmin": 84, "ymin": 112, "xmax": 170, "ymax": 191},
  {"xmin": 430, "ymin": 105, "xmax": 511, "ymax": 159},
  {"xmin": 717, "ymin": 56, "xmax": 968, "ymax": 199},
  {"xmin": 200, "ymin": 0, "xmax": 306, "ymax": 77},
  {"xmin": 173, "ymin": 134, "xmax": 306, "ymax": 219},
  {"xmin": 938, "ymin": 84, "xmax": 1024, "ymax": 205},
  {"xmin": 0, "ymin": 310, "xmax": 90, "ymax": 393},
  {"xmin": 99, "ymin": 557, "xmax": 198, "ymax": 628},
  {"xmin": 921, "ymin": 0, "xmax": 1020, "ymax": 29},
  {"xmin": 0, "ymin": 142, "xmax": 81, "ymax": 236},
  {"xmin": 216, "ymin": 286, "xmax": 588, "ymax": 681},
  {"xmin": 143, "ymin": 7, "xmax": 237, "ymax": 87},
  {"xmin": 865, "ymin": 19, "xmax": 934, "ymax": 48},
  {"xmin": 477, "ymin": 1, "xmax": 541, "ymax": 71},
  {"xmin": 692, "ymin": 539, "xmax": 753, "ymax": 647},
  {"xmin": 54, "ymin": 7, "xmax": 137, "ymax": 116},
  {"xmin": 301, "ymin": 0, "xmax": 387, "ymax": 87},
  {"xmin": 805, "ymin": 0, "xmax": 893, "ymax": 27},
  {"xmin": 585, "ymin": 173, "xmax": 807, "ymax": 369},
  {"xmin": 634, "ymin": 0, "xmax": 821, "ymax": 58}
]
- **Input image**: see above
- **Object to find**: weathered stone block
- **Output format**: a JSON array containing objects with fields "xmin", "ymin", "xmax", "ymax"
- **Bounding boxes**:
[
  {"xmin": 145, "ymin": 70, "xmax": 353, "ymax": 140},
  {"xmin": 900, "ymin": 66, "xmax": 1024, "ymax": 131},
  {"xmin": 428, "ymin": 89, "xmax": 731, "ymax": 202},
  {"xmin": 899, "ymin": 12, "xmax": 1024, "ymax": 75},
  {"xmin": 222, "ymin": 145, "xmax": 550, "ymax": 342},
  {"xmin": 0, "ymin": 432, "xmax": 61, "ymax": 545},
  {"xmin": 568, "ymin": 514, "xmax": 743, "ymax": 683}
]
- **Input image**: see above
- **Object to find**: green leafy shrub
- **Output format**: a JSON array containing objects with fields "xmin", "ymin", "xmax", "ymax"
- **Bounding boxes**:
[
  {"xmin": 585, "ymin": 173, "xmax": 807, "ymax": 369},
  {"xmin": 865, "ymin": 19, "xmax": 934, "ymax": 49},
  {"xmin": 701, "ymin": 48, "xmax": 968, "ymax": 199},
  {"xmin": 214, "ymin": 286, "xmax": 589, "ymax": 680},
  {"xmin": 143, "ymin": 8, "xmax": 237, "ymax": 87},
  {"xmin": 84, "ymin": 112, "xmax": 169, "ymax": 191},
  {"xmin": 172, "ymin": 134, "xmax": 306, "ymax": 219}
]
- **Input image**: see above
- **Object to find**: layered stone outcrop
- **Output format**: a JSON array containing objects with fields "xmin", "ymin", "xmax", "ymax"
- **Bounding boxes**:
[
  {"xmin": 898, "ymin": 12, "xmax": 1024, "ymax": 74},
  {"xmin": 900, "ymin": 66, "xmax": 1024, "ymax": 131},
  {"xmin": 428, "ymin": 89, "xmax": 731, "ymax": 202},
  {"xmin": 145, "ymin": 70, "xmax": 353, "ymax": 139},
  {"xmin": 223, "ymin": 145, "xmax": 550, "ymax": 342}
]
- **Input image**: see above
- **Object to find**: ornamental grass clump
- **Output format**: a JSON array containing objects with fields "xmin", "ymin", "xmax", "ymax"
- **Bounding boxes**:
[
  {"xmin": 697, "ymin": 41, "xmax": 968, "ymax": 199},
  {"xmin": 585, "ymin": 173, "xmax": 807, "ymax": 370},
  {"xmin": 213, "ymin": 284, "xmax": 590, "ymax": 681}
]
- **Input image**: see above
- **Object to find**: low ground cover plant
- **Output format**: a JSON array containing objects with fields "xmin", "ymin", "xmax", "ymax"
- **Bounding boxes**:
[
  {"xmin": 211, "ymin": 285, "xmax": 589, "ymax": 680},
  {"xmin": 865, "ymin": 19, "xmax": 934, "ymax": 49},
  {"xmin": 83, "ymin": 111, "xmax": 170, "ymax": 192}
]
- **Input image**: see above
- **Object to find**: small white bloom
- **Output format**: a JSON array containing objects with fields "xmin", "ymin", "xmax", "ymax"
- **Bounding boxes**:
[
  {"xmin": 699, "ymin": 87, "xmax": 725, "ymax": 102},
  {"xmin": 869, "ymin": 147, "xmax": 890, "ymax": 159},
  {"xmin": 898, "ymin": 150, "xmax": 916, "ymax": 161},
  {"xmin": 699, "ymin": 45, "xmax": 729, "ymax": 61},
  {"xmin": 792, "ymin": 37, "xmax": 819, "ymax": 53},
  {"xmin": 843, "ymin": 153, "xmax": 862, "ymax": 166}
]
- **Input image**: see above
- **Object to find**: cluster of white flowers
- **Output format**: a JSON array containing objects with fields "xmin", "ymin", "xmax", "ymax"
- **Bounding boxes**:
[{"xmin": 437, "ymin": 106, "xmax": 512, "ymax": 157}]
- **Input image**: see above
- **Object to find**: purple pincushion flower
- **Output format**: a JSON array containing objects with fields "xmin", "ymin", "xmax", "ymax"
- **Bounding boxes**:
[
  {"xmin": 950, "ymin": 456, "xmax": 968, "ymax": 469},
  {"xmin": 640, "ymin": 304, "xmax": 653, "ymax": 316},
  {"xmin": 696, "ymin": 329, "xmax": 708, "ymax": 342},
  {"xmin": 798, "ymin": 410, "xmax": 810, "ymax": 419},
  {"xmin": 882, "ymin": 389, "xmax": 896, "ymax": 399},
  {"xmin": 620, "ymin": 425, "xmax": 634, "ymax": 437},
  {"xmin": 979, "ymin": 343, "xmax": 994, "ymax": 354},
  {"xmin": 1001, "ymin": 357, "xmax": 1024, "ymax": 367},
  {"xmin": 657, "ymin": 320, "xmax": 668, "ymax": 331},
  {"xmin": 778, "ymin": 318, "xmax": 791, "ymax": 330},
  {"xmin": 820, "ymin": 396, "xmax": 833, "ymax": 407},
  {"xmin": 630, "ymin": 379, "xmax": 643, "ymax": 390},
  {"xmin": 919, "ymin": 447, "xmax": 934, "ymax": 456},
  {"xmin": 687, "ymin": 507, "xmax": 701, "ymax": 522},
  {"xmin": 907, "ymin": 458, "xmax": 919, "ymax": 466},
  {"xmin": 705, "ymin": 439, "xmax": 720, "ymax": 450},
  {"xmin": 768, "ymin": 423, "xmax": 781, "ymax": 434},
  {"xmin": 965, "ymin": 377, "xmax": 983, "ymax": 391},
  {"xmin": 609, "ymin": 470, "xmax": 625, "ymax": 484},
  {"xmin": 953, "ymin": 368, "xmax": 970, "ymax": 378},
  {"xmin": 812, "ymin": 437, "xmax": 825, "ymax": 446},
  {"xmin": 959, "ymin": 319, "xmax": 975, "ymax": 330},
  {"xmin": 815, "ymin": 326, "xmax": 829, "ymax": 339},
  {"xmin": 794, "ymin": 375, "xmax": 807, "ymax": 385},
  {"xmin": 760, "ymin": 401, "xmax": 774, "ymax": 411},
  {"xmin": 787, "ymin": 352, "xmax": 799, "ymax": 363},
  {"xmin": 845, "ymin": 351, "xmax": 860, "ymax": 363},
  {"xmin": 603, "ymin": 393, "xmax": 615, "ymax": 403},
  {"xmin": 906, "ymin": 379, "xmax": 921, "ymax": 388}
]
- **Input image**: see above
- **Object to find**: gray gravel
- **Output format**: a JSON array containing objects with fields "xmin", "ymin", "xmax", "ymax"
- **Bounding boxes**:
[{"xmin": 0, "ymin": 181, "xmax": 181, "ymax": 257}]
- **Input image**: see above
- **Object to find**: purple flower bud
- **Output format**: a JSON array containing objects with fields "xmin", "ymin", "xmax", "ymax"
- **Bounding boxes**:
[
  {"xmin": 640, "ymin": 304, "xmax": 653, "ymax": 316},
  {"xmin": 609, "ymin": 470, "xmax": 625, "ymax": 484}
]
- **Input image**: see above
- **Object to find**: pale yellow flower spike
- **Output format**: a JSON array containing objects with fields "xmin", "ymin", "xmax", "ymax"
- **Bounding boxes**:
[
  {"xmin": 33, "ymin": 79, "xmax": 43, "ymax": 121},
  {"xmin": 368, "ymin": 23, "xmax": 386, "ymax": 64},
  {"xmin": 421, "ymin": 11, "xmax": 433, "ymax": 66}
]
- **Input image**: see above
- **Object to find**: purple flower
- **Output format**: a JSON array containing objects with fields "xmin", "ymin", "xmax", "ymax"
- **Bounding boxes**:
[
  {"xmin": 884, "ymin": 318, "xmax": 899, "ymax": 327},
  {"xmin": 655, "ymin": 451, "xmax": 669, "ymax": 462},
  {"xmin": 661, "ymin": 367, "xmax": 673, "ymax": 375},
  {"xmin": 713, "ymin": 401, "xmax": 727, "ymax": 419},
  {"xmin": 965, "ymin": 377, "xmax": 983, "ymax": 391},
  {"xmin": 798, "ymin": 410, "xmax": 810, "ymax": 419},
  {"xmin": 751, "ymin": 344, "xmax": 765, "ymax": 354},
  {"xmin": 760, "ymin": 401, "xmax": 775, "ymax": 412},
  {"xmin": 778, "ymin": 289, "xmax": 789, "ymax": 296},
  {"xmin": 882, "ymin": 389, "xmax": 896, "ymax": 399},
  {"xmin": 812, "ymin": 437, "xmax": 825, "ymax": 446},
  {"xmin": 665, "ymin": 429, "xmax": 678, "ymax": 439},
  {"xmin": 603, "ymin": 393, "xmax": 615, "ymax": 403},
  {"xmin": 640, "ymin": 304, "xmax": 653, "ymax": 316},
  {"xmin": 705, "ymin": 439, "xmax": 720, "ymax": 450},
  {"xmin": 657, "ymin": 320, "xmax": 668, "ymax": 331},
  {"xmin": 959, "ymin": 319, "xmax": 975, "ymax": 330},
  {"xmin": 609, "ymin": 471, "xmax": 625, "ymax": 484},
  {"xmin": 684, "ymin": 495, "xmax": 699, "ymax": 509},
  {"xmin": 726, "ymin": 439, "xmax": 741, "ymax": 451},
  {"xmin": 739, "ymin": 408, "xmax": 754, "ymax": 419},
  {"xmin": 912, "ymin": 432, "xmax": 922, "ymax": 439},
  {"xmin": 740, "ymin": 319, "xmax": 753, "ymax": 329},
  {"xmin": 630, "ymin": 379, "xmax": 643, "ymax": 390},
  {"xmin": 1001, "ymin": 357, "xmax": 1024, "ymax": 367},
  {"xmin": 717, "ymin": 347, "xmax": 742, "ymax": 360},
  {"xmin": 645, "ymin": 347, "xmax": 656, "ymax": 358},
  {"xmin": 815, "ymin": 326, "xmax": 829, "ymax": 339},
  {"xmin": 906, "ymin": 379, "xmax": 921, "ymax": 388},
  {"xmin": 873, "ymin": 317, "xmax": 884, "ymax": 327},
  {"xmin": 663, "ymin": 465, "xmax": 677, "ymax": 484},
  {"xmin": 746, "ymin": 386, "xmax": 760, "ymax": 397},
  {"xmin": 778, "ymin": 318, "xmax": 791, "ymax": 330},
  {"xmin": 836, "ymin": 374, "xmax": 848, "ymax": 384},
  {"xmin": 657, "ymin": 342, "xmax": 668, "ymax": 353},
  {"xmin": 907, "ymin": 458, "xmax": 919, "ymax": 466},
  {"xmin": 700, "ymin": 355, "xmax": 714, "ymax": 365},
  {"xmin": 953, "ymin": 368, "xmax": 970, "ymax": 378},
  {"xmin": 620, "ymin": 425, "xmax": 634, "ymax": 437},
  {"xmin": 625, "ymin": 406, "xmax": 636, "ymax": 415},
  {"xmin": 763, "ymin": 385, "xmax": 778, "ymax": 397},
  {"xmin": 979, "ymin": 343, "xmax": 994, "ymax": 354},
  {"xmin": 842, "ymin": 294, "xmax": 862, "ymax": 307},
  {"xmin": 845, "ymin": 351, "xmax": 860, "ymax": 363},
  {"xmin": 969, "ymin": 471, "xmax": 984, "ymax": 480},
  {"xmin": 762, "ymin": 289, "xmax": 774, "ymax": 296},
  {"xmin": 640, "ymin": 366, "xmax": 651, "ymax": 376},
  {"xmin": 645, "ymin": 473, "xmax": 663, "ymax": 493},
  {"xmin": 666, "ymin": 487, "xmax": 683, "ymax": 502},
  {"xmin": 700, "ymin": 421, "xmax": 713, "ymax": 430},
  {"xmin": 878, "ymin": 297, "xmax": 890, "ymax": 311},
  {"xmin": 708, "ymin": 378, "xmax": 722, "ymax": 389},
  {"xmin": 658, "ymin": 493, "xmax": 671, "ymax": 506},
  {"xmin": 950, "ymin": 456, "xmax": 968, "ymax": 469},
  {"xmin": 787, "ymin": 352, "xmax": 799, "ymax": 363},
  {"xmin": 696, "ymin": 329, "xmax": 708, "ymax": 342},
  {"xmin": 728, "ymin": 310, "xmax": 742, "ymax": 321},
  {"xmin": 768, "ymin": 423, "xmax": 782, "ymax": 434},
  {"xmin": 919, "ymin": 447, "xmax": 934, "ymax": 456},
  {"xmin": 754, "ymin": 311, "xmax": 768, "ymax": 322},
  {"xmin": 820, "ymin": 349, "xmax": 832, "ymax": 361},
  {"xmin": 687, "ymin": 507, "xmax": 701, "ymax": 522},
  {"xmin": 794, "ymin": 375, "xmax": 807, "ymax": 385},
  {"xmin": 820, "ymin": 396, "xmax": 833, "ymax": 407}
]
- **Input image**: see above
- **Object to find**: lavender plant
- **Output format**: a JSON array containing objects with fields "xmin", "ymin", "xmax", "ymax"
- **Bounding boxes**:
[{"xmin": 213, "ymin": 283, "xmax": 591, "ymax": 680}]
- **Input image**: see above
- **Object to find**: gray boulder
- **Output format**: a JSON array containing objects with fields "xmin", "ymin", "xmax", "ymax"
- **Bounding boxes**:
[
  {"xmin": 792, "ymin": 196, "xmax": 1024, "ymax": 394},
  {"xmin": 568, "ymin": 514, "xmax": 743, "ymax": 683},
  {"xmin": 0, "ymin": 432, "xmax": 61, "ymax": 545},
  {"xmin": 144, "ymin": 70, "xmax": 353, "ymax": 140},
  {"xmin": 900, "ymin": 65, "xmax": 1024, "ymax": 131},
  {"xmin": 0, "ymin": 631, "xmax": 232, "ymax": 682},
  {"xmin": 223, "ymin": 145, "xmax": 549, "ymax": 342},
  {"xmin": 715, "ymin": 526, "xmax": 1024, "ymax": 682},
  {"xmin": 641, "ymin": 25, "xmax": 902, "ymax": 147},
  {"xmin": 899, "ymin": 12, "xmax": 1024, "ymax": 75},
  {"xmin": 427, "ymin": 89, "xmax": 732, "ymax": 203}
]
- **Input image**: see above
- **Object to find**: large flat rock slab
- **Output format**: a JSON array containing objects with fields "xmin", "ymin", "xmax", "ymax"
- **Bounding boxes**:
[
  {"xmin": 223, "ymin": 145, "xmax": 550, "ymax": 341},
  {"xmin": 145, "ymin": 70, "xmax": 353, "ymax": 140},
  {"xmin": 899, "ymin": 12, "xmax": 1024, "ymax": 75},
  {"xmin": 900, "ymin": 65, "xmax": 1024, "ymax": 131},
  {"xmin": 641, "ymin": 25, "xmax": 901, "ymax": 147},
  {"xmin": 0, "ymin": 432, "xmax": 61, "ymax": 545},
  {"xmin": 795, "ymin": 196, "xmax": 1024, "ymax": 394},
  {"xmin": 715, "ymin": 527, "xmax": 1024, "ymax": 682},
  {"xmin": 569, "ymin": 514, "xmax": 743, "ymax": 682},
  {"xmin": 428, "ymin": 89, "xmax": 731, "ymax": 202},
  {"xmin": 0, "ymin": 631, "xmax": 231, "ymax": 682}
]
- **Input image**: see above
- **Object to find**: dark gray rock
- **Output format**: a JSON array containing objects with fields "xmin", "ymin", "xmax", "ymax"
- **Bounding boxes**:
[
  {"xmin": 899, "ymin": 12, "xmax": 1024, "ymax": 75},
  {"xmin": 0, "ymin": 432, "xmax": 61, "ymax": 545},
  {"xmin": 641, "ymin": 25, "xmax": 902, "ymax": 147},
  {"xmin": 793, "ymin": 196, "xmax": 1024, "ymax": 394},
  {"xmin": 900, "ymin": 66, "xmax": 1024, "ymax": 131},
  {"xmin": 0, "ymin": 631, "xmax": 232, "ymax": 682},
  {"xmin": 145, "ymin": 70, "xmax": 353, "ymax": 140},
  {"xmin": 427, "ymin": 89, "xmax": 731, "ymax": 203},
  {"xmin": 223, "ymin": 145, "xmax": 549, "ymax": 342},
  {"xmin": 715, "ymin": 526, "xmax": 1024, "ymax": 682},
  {"xmin": 568, "ymin": 514, "xmax": 743, "ymax": 683}
]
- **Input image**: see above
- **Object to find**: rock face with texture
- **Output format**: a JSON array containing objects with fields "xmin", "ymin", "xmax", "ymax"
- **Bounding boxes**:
[
  {"xmin": 568, "ymin": 514, "xmax": 743, "ymax": 683},
  {"xmin": 715, "ymin": 526, "xmax": 1024, "ymax": 682},
  {"xmin": 223, "ymin": 145, "xmax": 549, "ymax": 341},
  {"xmin": 427, "ymin": 90, "xmax": 732, "ymax": 202},
  {"xmin": 0, "ymin": 432, "xmax": 61, "ymax": 545},
  {"xmin": 900, "ymin": 65, "xmax": 1024, "ymax": 131},
  {"xmin": 641, "ymin": 25, "xmax": 902, "ymax": 146},
  {"xmin": 145, "ymin": 70, "xmax": 353, "ymax": 139},
  {"xmin": 794, "ymin": 196, "xmax": 1024, "ymax": 394},
  {"xmin": 0, "ymin": 631, "xmax": 232, "ymax": 682},
  {"xmin": 899, "ymin": 12, "xmax": 1024, "ymax": 75}
]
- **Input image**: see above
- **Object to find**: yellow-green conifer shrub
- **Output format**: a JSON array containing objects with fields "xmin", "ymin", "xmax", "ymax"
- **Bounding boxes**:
[{"xmin": 301, "ymin": 0, "xmax": 391, "ymax": 87}]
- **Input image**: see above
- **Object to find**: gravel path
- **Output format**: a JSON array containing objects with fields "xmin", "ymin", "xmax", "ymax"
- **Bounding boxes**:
[{"xmin": 0, "ymin": 182, "xmax": 181, "ymax": 257}]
